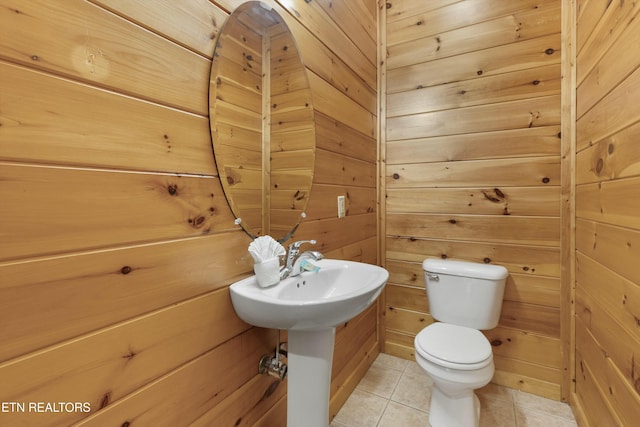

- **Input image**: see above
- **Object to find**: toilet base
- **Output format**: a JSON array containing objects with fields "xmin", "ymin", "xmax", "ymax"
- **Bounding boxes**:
[{"xmin": 429, "ymin": 387, "xmax": 480, "ymax": 427}]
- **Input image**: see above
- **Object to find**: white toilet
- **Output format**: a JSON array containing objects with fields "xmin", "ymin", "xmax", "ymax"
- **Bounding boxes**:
[{"xmin": 414, "ymin": 258, "xmax": 508, "ymax": 427}]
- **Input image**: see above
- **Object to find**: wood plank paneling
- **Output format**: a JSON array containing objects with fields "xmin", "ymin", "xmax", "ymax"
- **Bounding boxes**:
[
  {"xmin": 575, "ymin": 120, "xmax": 640, "ymax": 185},
  {"xmin": 385, "ymin": 126, "xmax": 561, "ymax": 164},
  {"xmin": 0, "ymin": 0, "xmax": 379, "ymax": 425},
  {"xmin": 386, "ymin": 236, "xmax": 561, "ymax": 277},
  {"xmin": 576, "ymin": 5, "xmax": 640, "ymax": 117},
  {"xmin": 387, "ymin": 65, "xmax": 561, "ymax": 117},
  {"xmin": 0, "ymin": 163, "xmax": 236, "ymax": 261},
  {"xmin": 387, "ymin": 214, "xmax": 560, "ymax": 247},
  {"xmin": 0, "ymin": 62, "xmax": 215, "ymax": 175},
  {"xmin": 573, "ymin": 0, "xmax": 640, "ymax": 420},
  {"xmin": 387, "ymin": 187, "xmax": 560, "ymax": 216},
  {"xmin": 576, "ymin": 176, "xmax": 640, "ymax": 229},
  {"xmin": 0, "ymin": 290, "xmax": 252, "ymax": 426},
  {"xmin": 493, "ymin": 354, "xmax": 562, "ymax": 398},
  {"xmin": 88, "ymin": 0, "xmax": 227, "ymax": 57},
  {"xmin": 386, "ymin": 0, "xmax": 554, "ymax": 46},
  {"xmin": 274, "ymin": 0, "xmax": 376, "ymax": 87},
  {"xmin": 387, "ymin": 4, "xmax": 560, "ymax": 70},
  {"xmin": 308, "ymin": 72, "xmax": 376, "ymax": 138},
  {"xmin": 383, "ymin": 0, "xmax": 563, "ymax": 399},
  {"xmin": 576, "ymin": 65, "xmax": 640, "ymax": 151},
  {"xmin": 0, "ymin": 0, "xmax": 211, "ymax": 114},
  {"xmin": 387, "ymin": 34, "xmax": 561, "ymax": 93},
  {"xmin": 0, "ymin": 233, "xmax": 252, "ymax": 362},
  {"xmin": 485, "ymin": 326, "xmax": 561, "ymax": 370},
  {"xmin": 387, "ymin": 157, "xmax": 561, "ymax": 188},
  {"xmin": 387, "ymin": 95, "xmax": 561, "ymax": 141},
  {"xmin": 72, "ymin": 328, "xmax": 274, "ymax": 427},
  {"xmin": 575, "ymin": 0, "xmax": 640, "ymax": 86}
]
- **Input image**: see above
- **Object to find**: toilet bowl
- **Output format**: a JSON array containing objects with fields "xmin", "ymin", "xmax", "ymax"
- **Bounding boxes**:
[
  {"xmin": 415, "ymin": 322, "xmax": 494, "ymax": 427},
  {"xmin": 414, "ymin": 258, "xmax": 508, "ymax": 427}
]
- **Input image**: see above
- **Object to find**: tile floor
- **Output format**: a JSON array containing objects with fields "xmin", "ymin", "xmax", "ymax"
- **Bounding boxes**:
[{"xmin": 331, "ymin": 353, "xmax": 578, "ymax": 427}]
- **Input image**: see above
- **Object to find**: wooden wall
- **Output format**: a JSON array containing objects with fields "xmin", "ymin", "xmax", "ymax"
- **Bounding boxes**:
[
  {"xmin": 0, "ymin": 0, "xmax": 377, "ymax": 425},
  {"xmin": 381, "ymin": 0, "xmax": 565, "ymax": 400},
  {"xmin": 572, "ymin": 0, "xmax": 640, "ymax": 424}
]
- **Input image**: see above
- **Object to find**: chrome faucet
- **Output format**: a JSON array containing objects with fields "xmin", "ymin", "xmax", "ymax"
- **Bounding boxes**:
[{"xmin": 280, "ymin": 240, "xmax": 324, "ymax": 279}]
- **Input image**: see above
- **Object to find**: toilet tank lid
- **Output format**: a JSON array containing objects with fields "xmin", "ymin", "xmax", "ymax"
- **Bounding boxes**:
[{"xmin": 423, "ymin": 258, "xmax": 508, "ymax": 280}]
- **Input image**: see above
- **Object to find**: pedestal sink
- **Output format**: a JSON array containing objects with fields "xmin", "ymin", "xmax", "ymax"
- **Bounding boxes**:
[{"xmin": 229, "ymin": 259, "xmax": 388, "ymax": 427}]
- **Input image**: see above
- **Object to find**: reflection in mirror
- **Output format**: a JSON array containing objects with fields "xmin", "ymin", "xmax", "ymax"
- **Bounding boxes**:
[{"xmin": 209, "ymin": 1, "xmax": 316, "ymax": 241}]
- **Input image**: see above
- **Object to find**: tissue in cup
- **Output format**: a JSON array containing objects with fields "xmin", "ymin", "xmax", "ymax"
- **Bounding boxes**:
[{"xmin": 254, "ymin": 257, "xmax": 280, "ymax": 288}]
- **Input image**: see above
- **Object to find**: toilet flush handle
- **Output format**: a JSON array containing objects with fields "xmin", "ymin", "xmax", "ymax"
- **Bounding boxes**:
[{"xmin": 426, "ymin": 272, "xmax": 439, "ymax": 281}]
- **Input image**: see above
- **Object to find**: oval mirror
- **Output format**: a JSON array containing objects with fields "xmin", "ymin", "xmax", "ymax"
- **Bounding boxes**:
[{"xmin": 209, "ymin": 1, "xmax": 316, "ymax": 241}]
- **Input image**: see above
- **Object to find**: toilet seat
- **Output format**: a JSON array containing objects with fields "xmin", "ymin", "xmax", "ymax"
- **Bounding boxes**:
[{"xmin": 415, "ymin": 323, "xmax": 492, "ymax": 370}]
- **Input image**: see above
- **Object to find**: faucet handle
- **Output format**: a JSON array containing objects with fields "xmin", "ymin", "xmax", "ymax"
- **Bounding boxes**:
[{"xmin": 288, "ymin": 239, "xmax": 316, "ymax": 252}]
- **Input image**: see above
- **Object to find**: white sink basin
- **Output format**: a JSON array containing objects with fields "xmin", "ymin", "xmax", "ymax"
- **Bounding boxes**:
[{"xmin": 229, "ymin": 259, "xmax": 388, "ymax": 331}]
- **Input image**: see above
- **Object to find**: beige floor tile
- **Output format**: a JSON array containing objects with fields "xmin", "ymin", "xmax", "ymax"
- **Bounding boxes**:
[
  {"xmin": 373, "ymin": 352, "xmax": 410, "ymax": 372},
  {"xmin": 333, "ymin": 353, "xmax": 579, "ymax": 427},
  {"xmin": 513, "ymin": 390, "xmax": 576, "ymax": 421},
  {"xmin": 357, "ymin": 362, "xmax": 403, "ymax": 399},
  {"xmin": 477, "ymin": 382, "xmax": 515, "ymax": 404},
  {"xmin": 479, "ymin": 395, "xmax": 517, "ymax": 427},
  {"xmin": 515, "ymin": 406, "xmax": 579, "ymax": 427},
  {"xmin": 390, "ymin": 361, "xmax": 433, "ymax": 412},
  {"xmin": 331, "ymin": 388, "xmax": 388, "ymax": 427},
  {"xmin": 403, "ymin": 360, "xmax": 425, "ymax": 377},
  {"xmin": 378, "ymin": 401, "xmax": 431, "ymax": 427}
]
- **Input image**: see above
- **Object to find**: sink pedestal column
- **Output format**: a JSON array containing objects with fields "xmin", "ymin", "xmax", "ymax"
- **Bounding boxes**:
[{"xmin": 287, "ymin": 328, "xmax": 336, "ymax": 427}]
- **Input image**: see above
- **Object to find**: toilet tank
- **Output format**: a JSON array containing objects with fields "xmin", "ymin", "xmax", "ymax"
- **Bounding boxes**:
[{"xmin": 423, "ymin": 258, "xmax": 508, "ymax": 330}]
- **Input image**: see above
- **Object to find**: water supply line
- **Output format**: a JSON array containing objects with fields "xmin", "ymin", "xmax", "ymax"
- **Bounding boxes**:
[{"xmin": 258, "ymin": 331, "xmax": 288, "ymax": 380}]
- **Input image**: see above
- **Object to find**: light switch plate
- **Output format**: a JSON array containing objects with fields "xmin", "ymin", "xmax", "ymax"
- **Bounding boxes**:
[{"xmin": 337, "ymin": 195, "xmax": 346, "ymax": 218}]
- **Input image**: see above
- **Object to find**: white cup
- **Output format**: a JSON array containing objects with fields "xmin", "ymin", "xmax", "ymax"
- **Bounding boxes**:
[{"xmin": 253, "ymin": 257, "xmax": 280, "ymax": 288}]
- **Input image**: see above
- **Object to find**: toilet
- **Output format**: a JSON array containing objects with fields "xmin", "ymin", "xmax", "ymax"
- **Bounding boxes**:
[{"xmin": 414, "ymin": 258, "xmax": 508, "ymax": 427}]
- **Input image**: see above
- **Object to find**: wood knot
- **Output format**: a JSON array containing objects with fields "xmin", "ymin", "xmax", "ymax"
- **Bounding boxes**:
[
  {"xmin": 491, "ymin": 339, "xmax": 502, "ymax": 346},
  {"xmin": 392, "ymin": 173, "xmax": 400, "ymax": 179},
  {"xmin": 167, "ymin": 184, "xmax": 178, "ymax": 196},
  {"xmin": 120, "ymin": 266, "xmax": 132, "ymax": 275},
  {"xmin": 532, "ymin": 80, "xmax": 540, "ymax": 85},
  {"xmin": 441, "ymin": 254, "xmax": 447, "ymax": 259},
  {"xmin": 541, "ymin": 177, "xmax": 550, "ymax": 183},
  {"xmin": 263, "ymin": 380, "xmax": 281, "ymax": 398},
  {"xmin": 449, "ymin": 219, "xmax": 457, "ymax": 224},
  {"xmin": 482, "ymin": 189, "xmax": 504, "ymax": 203},
  {"xmin": 545, "ymin": 48, "xmax": 555, "ymax": 55},
  {"xmin": 100, "ymin": 392, "xmax": 111, "ymax": 409},
  {"xmin": 189, "ymin": 216, "xmax": 206, "ymax": 228},
  {"xmin": 608, "ymin": 143, "xmax": 615, "ymax": 154},
  {"xmin": 386, "ymin": 2, "xmax": 392, "ymax": 9},
  {"xmin": 483, "ymin": 258, "xmax": 491, "ymax": 263},
  {"xmin": 477, "ymin": 70, "xmax": 483, "ymax": 75},
  {"xmin": 595, "ymin": 158, "xmax": 604, "ymax": 173}
]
